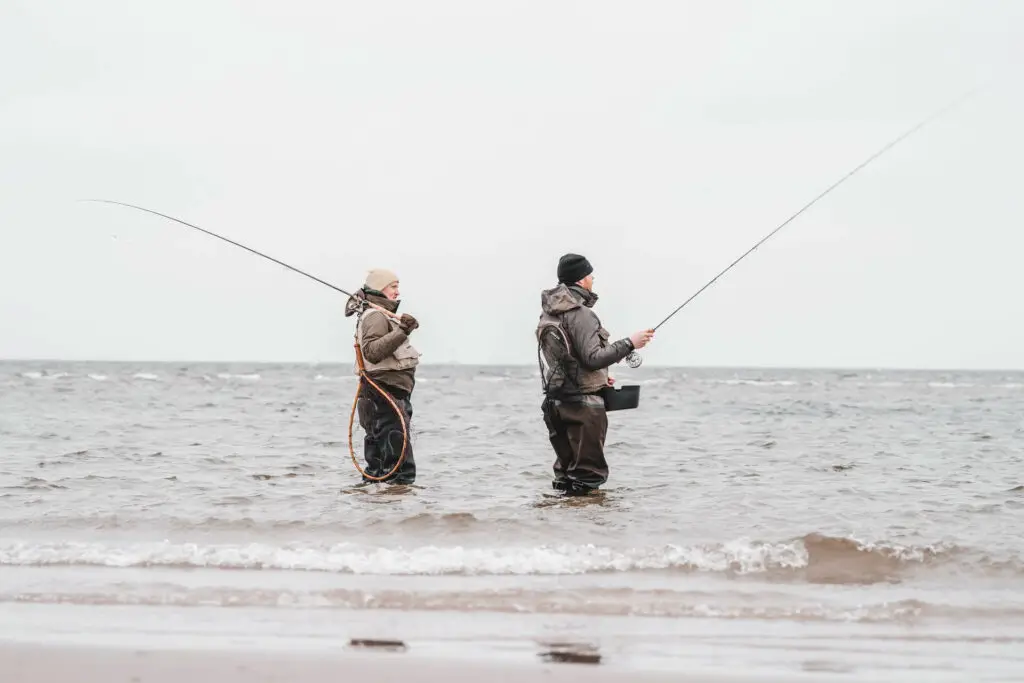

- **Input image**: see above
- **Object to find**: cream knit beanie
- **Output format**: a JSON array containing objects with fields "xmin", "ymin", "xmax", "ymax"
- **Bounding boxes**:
[{"xmin": 364, "ymin": 268, "xmax": 399, "ymax": 292}]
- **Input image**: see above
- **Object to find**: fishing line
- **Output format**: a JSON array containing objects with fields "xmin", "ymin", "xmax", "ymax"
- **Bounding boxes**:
[
  {"xmin": 81, "ymin": 199, "xmax": 363, "ymax": 298},
  {"xmin": 83, "ymin": 198, "xmax": 408, "ymax": 480},
  {"xmin": 623, "ymin": 88, "xmax": 980, "ymax": 368},
  {"xmin": 347, "ymin": 344, "xmax": 410, "ymax": 482}
]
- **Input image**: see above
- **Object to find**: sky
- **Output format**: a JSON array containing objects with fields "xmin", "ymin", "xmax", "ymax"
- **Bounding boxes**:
[{"xmin": 2, "ymin": 0, "xmax": 1023, "ymax": 369}]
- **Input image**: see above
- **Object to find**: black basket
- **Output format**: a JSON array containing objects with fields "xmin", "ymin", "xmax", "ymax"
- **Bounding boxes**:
[{"xmin": 600, "ymin": 384, "xmax": 641, "ymax": 412}]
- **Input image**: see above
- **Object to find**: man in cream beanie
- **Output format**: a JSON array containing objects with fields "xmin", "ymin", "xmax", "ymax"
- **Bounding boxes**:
[
  {"xmin": 344, "ymin": 267, "xmax": 421, "ymax": 484},
  {"xmin": 364, "ymin": 268, "xmax": 401, "ymax": 294}
]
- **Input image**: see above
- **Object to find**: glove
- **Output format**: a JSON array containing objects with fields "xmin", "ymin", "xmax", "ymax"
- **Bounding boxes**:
[{"xmin": 398, "ymin": 313, "xmax": 419, "ymax": 334}]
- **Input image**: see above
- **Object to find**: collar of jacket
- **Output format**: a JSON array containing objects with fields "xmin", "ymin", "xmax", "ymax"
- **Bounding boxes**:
[
  {"xmin": 568, "ymin": 284, "xmax": 599, "ymax": 308},
  {"xmin": 344, "ymin": 288, "xmax": 401, "ymax": 317},
  {"xmin": 362, "ymin": 288, "xmax": 401, "ymax": 313}
]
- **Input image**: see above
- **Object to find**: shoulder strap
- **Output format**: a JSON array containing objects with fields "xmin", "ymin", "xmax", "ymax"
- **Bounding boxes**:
[{"xmin": 537, "ymin": 319, "xmax": 573, "ymax": 394}]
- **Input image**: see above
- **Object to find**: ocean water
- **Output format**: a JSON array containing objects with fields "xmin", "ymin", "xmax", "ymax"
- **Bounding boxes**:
[{"xmin": 1, "ymin": 360, "xmax": 1023, "ymax": 679}]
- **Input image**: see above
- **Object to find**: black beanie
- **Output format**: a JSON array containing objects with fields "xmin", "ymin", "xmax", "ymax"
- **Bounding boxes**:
[{"xmin": 557, "ymin": 253, "xmax": 593, "ymax": 284}]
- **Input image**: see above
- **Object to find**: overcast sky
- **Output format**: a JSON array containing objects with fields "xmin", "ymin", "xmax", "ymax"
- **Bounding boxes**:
[{"xmin": 2, "ymin": 0, "xmax": 1022, "ymax": 369}]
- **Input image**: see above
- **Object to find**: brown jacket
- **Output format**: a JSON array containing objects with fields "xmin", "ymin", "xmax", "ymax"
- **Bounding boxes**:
[
  {"xmin": 536, "ymin": 284, "xmax": 633, "ymax": 400},
  {"xmin": 345, "ymin": 290, "xmax": 419, "ymax": 396}
]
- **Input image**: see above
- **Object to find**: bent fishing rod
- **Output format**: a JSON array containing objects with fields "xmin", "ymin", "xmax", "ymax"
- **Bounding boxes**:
[
  {"xmin": 621, "ymin": 88, "xmax": 979, "ymax": 369},
  {"xmin": 80, "ymin": 199, "xmax": 399, "ymax": 319},
  {"xmin": 83, "ymin": 198, "xmax": 411, "ymax": 480}
]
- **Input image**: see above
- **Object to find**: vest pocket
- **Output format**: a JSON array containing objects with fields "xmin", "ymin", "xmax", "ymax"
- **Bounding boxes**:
[{"xmin": 393, "ymin": 341, "xmax": 421, "ymax": 363}]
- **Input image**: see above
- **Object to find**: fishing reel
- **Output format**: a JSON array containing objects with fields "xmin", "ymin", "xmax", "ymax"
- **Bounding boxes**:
[{"xmin": 625, "ymin": 351, "xmax": 643, "ymax": 368}]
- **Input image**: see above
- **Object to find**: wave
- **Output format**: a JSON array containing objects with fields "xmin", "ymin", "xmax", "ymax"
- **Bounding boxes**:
[
  {"xmin": 4, "ymin": 586, "xmax": 1022, "ymax": 623},
  {"xmin": 5, "ymin": 477, "xmax": 68, "ymax": 491},
  {"xmin": 0, "ymin": 534, "xmax": 1017, "ymax": 582},
  {"xmin": 18, "ymin": 371, "xmax": 71, "ymax": 380},
  {"xmin": 711, "ymin": 379, "xmax": 802, "ymax": 387}
]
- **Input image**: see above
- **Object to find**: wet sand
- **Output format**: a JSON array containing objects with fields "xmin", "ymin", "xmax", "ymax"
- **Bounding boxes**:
[
  {"xmin": 3, "ymin": 601, "xmax": 1019, "ymax": 682},
  {"xmin": 0, "ymin": 642, "xmax": 827, "ymax": 683}
]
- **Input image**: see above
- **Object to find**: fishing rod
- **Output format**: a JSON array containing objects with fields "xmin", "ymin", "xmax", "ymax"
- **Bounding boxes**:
[
  {"xmin": 622, "ymin": 88, "xmax": 979, "ymax": 369},
  {"xmin": 84, "ymin": 198, "xmax": 413, "ymax": 482},
  {"xmin": 80, "ymin": 199, "xmax": 397, "ymax": 318}
]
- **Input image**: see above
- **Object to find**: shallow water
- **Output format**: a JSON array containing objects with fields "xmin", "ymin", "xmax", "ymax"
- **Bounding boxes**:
[{"xmin": 2, "ymin": 360, "xmax": 1023, "ymax": 678}]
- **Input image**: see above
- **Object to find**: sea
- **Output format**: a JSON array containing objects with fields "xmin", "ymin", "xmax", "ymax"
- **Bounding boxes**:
[{"xmin": 1, "ymin": 360, "xmax": 1022, "ymax": 680}]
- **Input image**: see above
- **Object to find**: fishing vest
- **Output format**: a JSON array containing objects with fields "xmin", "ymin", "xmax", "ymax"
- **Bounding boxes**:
[
  {"xmin": 536, "ymin": 317, "xmax": 571, "ymax": 391},
  {"xmin": 536, "ymin": 313, "xmax": 610, "ymax": 400},
  {"xmin": 354, "ymin": 310, "xmax": 421, "ymax": 374}
]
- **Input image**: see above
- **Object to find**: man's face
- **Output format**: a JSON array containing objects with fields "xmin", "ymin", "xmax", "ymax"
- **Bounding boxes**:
[
  {"xmin": 381, "ymin": 281, "xmax": 401, "ymax": 300},
  {"xmin": 577, "ymin": 273, "xmax": 594, "ymax": 291}
]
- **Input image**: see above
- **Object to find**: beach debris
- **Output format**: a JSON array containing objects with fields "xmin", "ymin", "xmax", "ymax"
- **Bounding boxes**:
[
  {"xmin": 538, "ymin": 641, "xmax": 601, "ymax": 665},
  {"xmin": 348, "ymin": 638, "xmax": 407, "ymax": 652}
]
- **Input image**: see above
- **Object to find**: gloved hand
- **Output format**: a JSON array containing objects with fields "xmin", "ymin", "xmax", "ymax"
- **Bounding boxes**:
[{"xmin": 398, "ymin": 313, "xmax": 419, "ymax": 334}]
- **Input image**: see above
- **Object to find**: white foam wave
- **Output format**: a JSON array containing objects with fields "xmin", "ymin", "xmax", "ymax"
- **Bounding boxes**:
[
  {"xmin": 19, "ymin": 371, "xmax": 70, "ymax": 380},
  {"xmin": 712, "ymin": 379, "xmax": 800, "ymax": 387},
  {"xmin": 133, "ymin": 373, "xmax": 160, "ymax": 381},
  {"xmin": 88, "ymin": 374, "xmax": 108, "ymax": 382},
  {"xmin": 0, "ymin": 540, "xmax": 807, "ymax": 575},
  {"xmin": 216, "ymin": 373, "xmax": 261, "ymax": 381}
]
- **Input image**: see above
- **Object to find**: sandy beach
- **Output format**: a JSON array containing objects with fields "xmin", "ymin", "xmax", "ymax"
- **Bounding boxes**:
[
  {"xmin": 2, "ymin": 641, "xmax": 838, "ymax": 683},
  {"xmin": 2, "ymin": 598, "xmax": 1021, "ymax": 683}
]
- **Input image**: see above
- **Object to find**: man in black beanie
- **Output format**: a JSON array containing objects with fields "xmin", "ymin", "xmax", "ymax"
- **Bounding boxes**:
[{"xmin": 535, "ymin": 253, "xmax": 654, "ymax": 495}]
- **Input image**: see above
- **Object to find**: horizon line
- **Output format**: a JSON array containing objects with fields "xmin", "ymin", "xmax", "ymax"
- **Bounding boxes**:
[{"xmin": 1, "ymin": 357, "xmax": 1021, "ymax": 373}]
